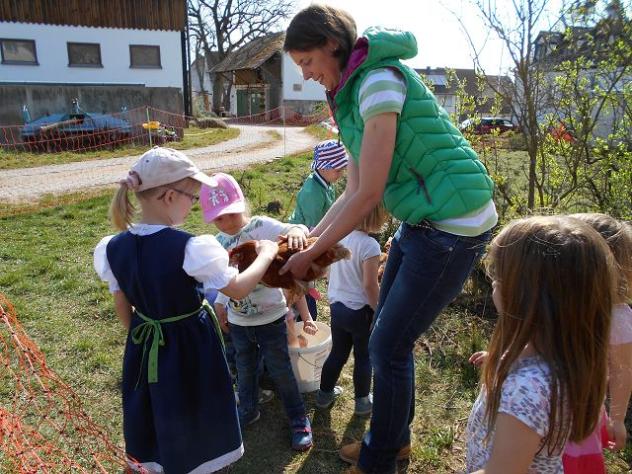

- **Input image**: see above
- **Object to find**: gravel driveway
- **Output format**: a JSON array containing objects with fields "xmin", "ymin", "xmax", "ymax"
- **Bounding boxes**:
[{"xmin": 0, "ymin": 125, "xmax": 318, "ymax": 203}]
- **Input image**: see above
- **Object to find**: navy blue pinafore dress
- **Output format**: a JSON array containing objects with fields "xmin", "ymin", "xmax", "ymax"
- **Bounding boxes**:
[{"xmin": 107, "ymin": 228, "xmax": 242, "ymax": 473}]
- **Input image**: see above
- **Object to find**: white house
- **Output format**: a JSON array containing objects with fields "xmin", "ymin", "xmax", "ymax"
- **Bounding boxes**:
[
  {"xmin": 0, "ymin": 0, "xmax": 188, "ymax": 125},
  {"xmin": 418, "ymin": 67, "xmax": 513, "ymax": 120}
]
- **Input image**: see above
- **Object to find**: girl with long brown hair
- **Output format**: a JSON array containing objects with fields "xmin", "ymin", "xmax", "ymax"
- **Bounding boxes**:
[
  {"xmin": 562, "ymin": 214, "xmax": 632, "ymax": 473},
  {"xmin": 466, "ymin": 216, "xmax": 615, "ymax": 473}
]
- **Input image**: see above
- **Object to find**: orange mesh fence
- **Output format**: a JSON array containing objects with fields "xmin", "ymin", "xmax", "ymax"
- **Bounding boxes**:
[
  {"xmin": 225, "ymin": 105, "xmax": 330, "ymax": 126},
  {"xmin": 0, "ymin": 105, "xmax": 331, "ymax": 154},
  {"xmin": 0, "ymin": 293, "xmax": 132, "ymax": 473}
]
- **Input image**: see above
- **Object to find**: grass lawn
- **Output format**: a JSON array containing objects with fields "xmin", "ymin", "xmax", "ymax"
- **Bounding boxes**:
[
  {"xmin": 0, "ymin": 126, "xmax": 240, "ymax": 171},
  {"xmin": 1, "ymin": 151, "xmax": 630, "ymax": 472}
]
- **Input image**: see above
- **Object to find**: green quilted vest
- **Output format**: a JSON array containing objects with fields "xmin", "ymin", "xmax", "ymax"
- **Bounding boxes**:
[{"xmin": 330, "ymin": 27, "xmax": 494, "ymax": 224}]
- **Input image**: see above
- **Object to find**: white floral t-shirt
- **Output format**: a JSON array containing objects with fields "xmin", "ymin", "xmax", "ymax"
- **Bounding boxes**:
[
  {"xmin": 466, "ymin": 356, "xmax": 565, "ymax": 473},
  {"xmin": 215, "ymin": 216, "xmax": 307, "ymax": 327}
]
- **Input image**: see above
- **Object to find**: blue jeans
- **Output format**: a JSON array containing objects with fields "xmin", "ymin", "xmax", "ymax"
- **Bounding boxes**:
[
  {"xmin": 358, "ymin": 223, "xmax": 491, "ymax": 473},
  {"xmin": 229, "ymin": 316, "xmax": 306, "ymax": 423},
  {"xmin": 320, "ymin": 302, "xmax": 372, "ymax": 398}
]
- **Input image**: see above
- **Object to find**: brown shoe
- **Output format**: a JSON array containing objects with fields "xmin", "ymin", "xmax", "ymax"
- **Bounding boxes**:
[
  {"xmin": 343, "ymin": 467, "xmax": 365, "ymax": 474},
  {"xmin": 339, "ymin": 441, "xmax": 411, "ymax": 464}
]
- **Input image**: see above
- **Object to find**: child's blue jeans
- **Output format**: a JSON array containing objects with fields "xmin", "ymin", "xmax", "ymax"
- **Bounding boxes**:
[
  {"xmin": 229, "ymin": 316, "xmax": 306, "ymax": 424},
  {"xmin": 357, "ymin": 222, "xmax": 491, "ymax": 474},
  {"xmin": 320, "ymin": 302, "xmax": 372, "ymax": 398}
]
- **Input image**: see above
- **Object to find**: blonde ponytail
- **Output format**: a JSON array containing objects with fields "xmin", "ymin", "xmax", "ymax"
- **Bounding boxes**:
[{"xmin": 109, "ymin": 183, "xmax": 135, "ymax": 231}]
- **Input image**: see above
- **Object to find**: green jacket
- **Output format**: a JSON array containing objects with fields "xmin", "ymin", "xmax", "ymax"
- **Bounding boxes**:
[
  {"xmin": 289, "ymin": 172, "xmax": 335, "ymax": 229},
  {"xmin": 329, "ymin": 27, "xmax": 494, "ymax": 224}
]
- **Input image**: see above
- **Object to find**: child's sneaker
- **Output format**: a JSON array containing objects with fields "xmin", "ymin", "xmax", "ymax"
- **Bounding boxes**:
[
  {"xmin": 354, "ymin": 394, "xmax": 373, "ymax": 416},
  {"xmin": 235, "ymin": 389, "xmax": 274, "ymax": 406},
  {"xmin": 239, "ymin": 410, "xmax": 260, "ymax": 428},
  {"xmin": 315, "ymin": 386, "xmax": 343, "ymax": 409},
  {"xmin": 259, "ymin": 389, "xmax": 275, "ymax": 405},
  {"xmin": 290, "ymin": 416, "xmax": 313, "ymax": 451}
]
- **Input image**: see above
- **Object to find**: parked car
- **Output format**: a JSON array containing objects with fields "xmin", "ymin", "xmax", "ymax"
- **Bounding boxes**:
[
  {"xmin": 548, "ymin": 122, "xmax": 575, "ymax": 143},
  {"xmin": 459, "ymin": 117, "xmax": 517, "ymax": 134},
  {"xmin": 21, "ymin": 111, "xmax": 132, "ymax": 152}
]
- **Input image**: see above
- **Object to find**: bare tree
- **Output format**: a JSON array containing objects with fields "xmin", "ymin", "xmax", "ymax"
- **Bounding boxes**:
[
  {"xmin": 191, "ymin": 37, "xmax": 210, "ymax": 113},
  {"xmin": 188, "ymin": 0, "xmax": 294, "ymax": 114},
  {"xmin": 449, "ymin": 0, "xmax": 566, "ymax": 210}
]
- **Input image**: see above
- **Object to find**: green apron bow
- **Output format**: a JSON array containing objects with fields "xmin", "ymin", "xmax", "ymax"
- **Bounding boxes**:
[{"xmin": 131, "ymin": 300, "xmax": 224, "ymax": 388}]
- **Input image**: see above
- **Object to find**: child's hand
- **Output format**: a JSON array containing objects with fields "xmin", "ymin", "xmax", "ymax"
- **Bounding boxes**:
[
  {"xmin": 255, "ymin": 239, "xmax": 279, "ymax": 259},
  {"xmin": 607, "ymin": 419, "xmax": 627, "ymax": 451},
  {"xmin": 469, "ymin": 351, "xmax": 489, "ymax": 367},
  {"xmin": 303, "ymin": 319, "xmax": 318, "ymax": 335},
  {"xmin": 285, "ymin": 226, "xmax": 308, "ymax": 250},
  {"xmin": 214, "ymin": 305, "xmax": 229, "ymax": 334}
]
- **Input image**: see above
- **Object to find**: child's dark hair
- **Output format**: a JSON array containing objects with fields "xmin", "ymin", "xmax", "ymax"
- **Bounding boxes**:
[
  {"xmin": 483, "ymin": 216, "xmax": 615, "ymax": 452},
  {"xmin": 284, "ymin": 4, "xmax": 357, "ymax": 69}
]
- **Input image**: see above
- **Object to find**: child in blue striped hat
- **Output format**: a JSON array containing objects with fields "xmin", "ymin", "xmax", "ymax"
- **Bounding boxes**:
[
  {"xmin": 289, "ymin": 139, "xmax": 348, "ymax": 230},
  {"xmin": 289, "ymin": 139, "xmax": 348, "ymax": 320}
]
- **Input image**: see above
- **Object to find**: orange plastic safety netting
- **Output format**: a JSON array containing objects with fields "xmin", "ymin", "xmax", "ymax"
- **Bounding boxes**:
[
  {"xmin": 0, "ymin": 105, "xmax": 331, "ymax": 154},
  {"xmin": 0, "ymin": 293, "xmax": 129, "ymax": 473}
]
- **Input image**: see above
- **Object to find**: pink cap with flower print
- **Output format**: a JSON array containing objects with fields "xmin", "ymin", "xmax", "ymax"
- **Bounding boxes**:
[{"xmin": 200, "ymin": 172, "xmax": 246, "ymax": 223}]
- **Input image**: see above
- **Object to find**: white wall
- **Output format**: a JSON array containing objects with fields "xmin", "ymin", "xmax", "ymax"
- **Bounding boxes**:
[
  {"xmin": 282, "ymin": 53, "xmax": 326, "ymax": 101},
  {"xmin": 0, "ymin": 22, "xmax": 183, "ymax": 88}
]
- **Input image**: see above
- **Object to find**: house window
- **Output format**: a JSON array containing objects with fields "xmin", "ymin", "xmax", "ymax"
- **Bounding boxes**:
[
  {"xmin": 0, "ymin": 39, "xmax": 38, "ymax": 65},
  {"xmin": 130, "ymin": 45, "xmax": 161, "ymax": 68},
  {"xmin": 293, "ymin": 83, "xmax": 302, "ymax": 92},
  {"xmin": 67, "ymin": 42, "xmax": 102, "ymax": 67}
]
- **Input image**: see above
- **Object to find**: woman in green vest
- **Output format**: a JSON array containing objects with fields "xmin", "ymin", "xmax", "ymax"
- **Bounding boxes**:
[{"xmin": 282, "ymin": 5, "xmax": 497, "ymax": 473}]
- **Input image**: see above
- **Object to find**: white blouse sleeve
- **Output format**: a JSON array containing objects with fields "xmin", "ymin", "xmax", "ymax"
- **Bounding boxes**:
[
  {"xmin": 93, "ymin": 235, "xmax": 120, "ymax": 293},
  {"xmin": 214, "ymin": 291, "xmax": 230, "ymax": 306},
  {"xmin": 183, "ymin": 234, "xmax": 238, "ymax": 290}
]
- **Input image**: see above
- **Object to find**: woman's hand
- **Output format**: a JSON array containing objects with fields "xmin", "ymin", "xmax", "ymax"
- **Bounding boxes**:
[
  {"xmin": 607, "ymin": 419, "xmax": 627, "ymax": 450},
  {"xmin": 279, "ymin": 247, "xmax": 315, "ymax": 280}
]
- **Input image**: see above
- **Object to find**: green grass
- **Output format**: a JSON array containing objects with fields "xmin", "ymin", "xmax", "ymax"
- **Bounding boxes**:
[
  {"xmin": 0, "ymin": 126, "xmax": 240, "ymax": 170},
  {"xmin": 1, "ymin": 151, "xmax": 630, "ymax": 473},
  {"xmin": 305, "ymin": 124, "xmax": 336, "ymax": 142}
]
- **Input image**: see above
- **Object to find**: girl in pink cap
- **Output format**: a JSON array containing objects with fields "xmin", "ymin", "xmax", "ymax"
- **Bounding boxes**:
[
  {"xmin": 200, "ymin": 172, "xmax": 317, "ymax": 452},
  {"xmin": 94, "ymin": 147, "xmax": 279, "ymax": 473}
]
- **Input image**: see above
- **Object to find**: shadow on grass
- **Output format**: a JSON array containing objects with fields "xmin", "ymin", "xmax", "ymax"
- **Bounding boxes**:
[{"xmin": 294, "ymin": 408, "xmax": 370, "ymax": 474}]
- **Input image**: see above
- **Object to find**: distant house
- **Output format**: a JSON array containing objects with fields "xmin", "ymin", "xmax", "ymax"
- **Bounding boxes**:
[
  {"xmin": 210, "ymin": 32, "xmax": 325, "ymax": 118},
  {"xmin": 417, "ymin": 67, "xmax": 513, "ymax": 121},
  {"xmin": 0, "ymin": 0, "xmax": 189, "ymax": 125}
]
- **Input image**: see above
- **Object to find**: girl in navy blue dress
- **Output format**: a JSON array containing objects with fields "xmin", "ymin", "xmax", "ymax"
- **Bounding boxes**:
[{"xmin": 94, "ymin": 147, "xmax": 279, "ymax": 473}]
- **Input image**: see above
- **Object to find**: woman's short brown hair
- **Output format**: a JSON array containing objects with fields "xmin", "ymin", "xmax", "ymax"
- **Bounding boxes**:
[{"xmin": 284, "ymin": 4, "xmax": 357, "ymax": 69}]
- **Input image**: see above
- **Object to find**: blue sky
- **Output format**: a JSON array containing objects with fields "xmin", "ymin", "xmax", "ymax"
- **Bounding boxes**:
[{"xmin": 290, "ymin": 0, "xmax": 565, "ymax": 75}]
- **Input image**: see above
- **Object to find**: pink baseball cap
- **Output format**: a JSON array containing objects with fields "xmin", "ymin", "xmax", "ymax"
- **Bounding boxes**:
[{"xmin": 200, "ymin": 172, "xmax": 246, "ymax": 223}]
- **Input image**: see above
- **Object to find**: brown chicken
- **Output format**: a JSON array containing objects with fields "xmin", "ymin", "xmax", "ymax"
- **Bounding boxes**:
[{"xmin": 228, "ymin": 236, "xmax": 351, "ymax": 297}]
